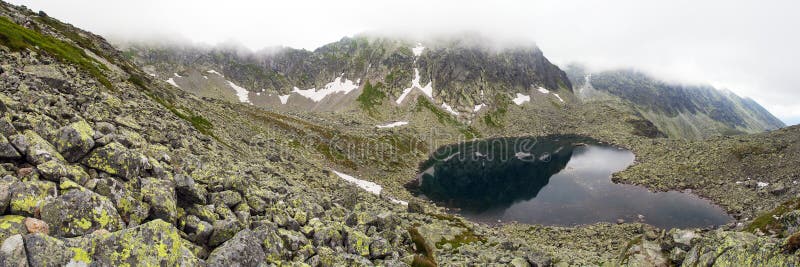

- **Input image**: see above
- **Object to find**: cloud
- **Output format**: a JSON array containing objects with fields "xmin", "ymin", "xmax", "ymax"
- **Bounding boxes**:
[{"xmin": 9, "ymin": 0, "xmax": 799, "ymax": 125}]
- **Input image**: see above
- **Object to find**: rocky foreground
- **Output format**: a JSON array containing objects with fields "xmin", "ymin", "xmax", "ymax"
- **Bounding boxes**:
[{"xmin": 1, "ymin": 2, "xmax": 799, "ymax": 266}]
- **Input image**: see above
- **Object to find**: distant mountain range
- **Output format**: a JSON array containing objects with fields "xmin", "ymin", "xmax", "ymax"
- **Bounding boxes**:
[
  {"xmin": 565, "ymin": 65, "xmax": 785, "ymax": 139},
  {"xmin": 124, "ymin": 35, "xmax": 783, "ymax": 139}
]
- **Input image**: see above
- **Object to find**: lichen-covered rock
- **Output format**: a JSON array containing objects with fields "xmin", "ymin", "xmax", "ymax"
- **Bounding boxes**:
[
  {"xmin": 253, "ymin": 223, "xmax": 287, "ymax": 263},
  {"xmin": 207, "ymin": 229, "xmax": 267, "ymax": 266},
  {"xmin": 0, "ymin": 234, "xmax": 27, "ymax": 267},
  {"xmin": 0, "ymin": 175, "xmax": 18, "ymax": 213},
  {"xmin": 140, "ymin": 177, "xmax": 177, "ymax": 224},
  {"xmin": 35, "ymin": 160, "xmax": 89, "ymax": 184},
  {"xmin": 0, "ymin": 135, "xmax": 21, "ymax": 160},
  {"xmin": 0, "ymin": 215, "xmax": 27, "ymax": 244},
  {"xmin": 180, "ymin": 215, "xmax": 213, "ymax": 244},
  {"xmin": 52, "ymin": 120, "xmax": 95, "ymax": 162},
  {"xmin": 8, "ymin": 180, "xmax": 56, "ymax": 217},
  {"xmin": 39, "ymin": 188, "xmax": 123, "ymax": 237},
  {"xmin": 23, "ymin": 233, "xmax": 73, "ymax": 266},
  {"xmin": 11, "ymin": 130, "xmax": 64, "ymax": 165},
  {"xmin": 82, "ymin": 142, "xmax": 148, "ymax": 179},
  {"xmin": 369, "ymin": 238, "xmax": 392, "ymax": 259},
  {"xmin": 82, "ymin": 219, "xmax": 197, "ymax": 266},
  {"xmin": 344, "ymin": 226, "xmax": 372, "ymax": 257},
  {"xmin": 682, "ymin": 231, "xmax": 800, "ymax": 266},
  {"xmin": 208, "ymin": 219, "xmax": 241, "ymax": 247},
  {"xmin": 211, "ymin": 190, "xmax": 242, "ymax": 207},
  {"xmin": 92, "ymin": 178, "xmax": 149, "ymax": 226},
  {"xmin": 174, "ymin": 173, "xmax": 207, "ymax": 204}
]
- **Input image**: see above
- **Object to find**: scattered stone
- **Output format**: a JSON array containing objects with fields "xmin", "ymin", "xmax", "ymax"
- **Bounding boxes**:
[
  {"xmin": 0, "ymin": 215, "xmax": 27, "ymax": 244},
  {"xmin": 140, "ymin": 177, "xmax": 177, "ymax": 224},
  {"xmin": 52, "ymin": 120, "xmax": 95, "ymax": 162},
  {"xmin": 208, "ymin": 219, "xmax": 241, "ymax": 247},
  {"xmin": 8, "ymin": 180, "xmax": 56, "ymax": 217},
  {"xmin": 0, "ymin": 135, "xmax": 21, "ymax": 160},
  {"xmin": 207, "ymin": 229, "xmax": 266, "ymax": 266},
  {"xmin": 0, "ymin": 234, "xmax": 27, "ymax": 267},
  {"xmin": 12, "ymin": 130, "xmax": 64, "ymax": 165},
  {"xmin": 39, "ymin": 188, "xmax": 123, "ymax": 237},
  {"xmin": 174, "ymin": 173, "xmax": 207, "ymax": 204},
  {"xmin": 23, "ymin": 217, "xmax": 48, "ymax": 235}
]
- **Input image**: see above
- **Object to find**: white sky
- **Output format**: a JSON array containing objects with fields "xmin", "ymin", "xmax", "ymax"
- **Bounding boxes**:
[{"xmin": 9, "ymin": 0, "xmax": 800, "ymax": 125}]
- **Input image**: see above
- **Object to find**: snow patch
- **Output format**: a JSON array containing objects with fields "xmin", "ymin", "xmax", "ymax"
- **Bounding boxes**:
[
  {"xmin": 206, "ymin": 69, "xmax": 223, "ymax": 76},
  {"xmin": 441, "ymin": 103, "xmax": 459, "ymax": 116},
  {"xmin": 174, "ymin": 73, "xmax": 182, "ymax": 78},
  {"xmin": 147, "ymin": 72, "xmax": 156, "ymax": 77},
  {"xmin": 226, "ymin": 80, "xmax": 251, "ymax": 104},
  {"xmin": 512, "ymin": 93, "xmax": 530, "ymax": 105},
  {"xmin": 292, "ymin": 74, "xmax": 359, "ymax": 102},
  {"xmin": 473, "ymin": 103, "xmax": 487, "ymax": 112},
  {"xmin": 412, "ymin": 43, "xmax": 425, "ymax": 57},
  {"xmin": 278, "ymin": 94, "xmax": 290, "ymax": 104},
  {"xmin": 537, "ymin": 87, "xmax": 550, "ymax": 94},
  {"xmin": 166, "ymin": 78, "xmax": 180, "ymax": 88},
  {"xmin": 202, "ymin": 76, "xmax": 208, "ymax": 79},
  {"xmin": 757, "ymin": 182, "xmax": 769, "ymax": 188},
  {"xmin": 377, "ymin": 121, "xmax": 409, "ymax": 129},
  {"xmin": 395, "ymin": 68, "xmax": 433, "ymax": 104},
  {"xmin": 390, "ymin": 198, "xmax": 409, "ymax": 206},
  {"xmin": 333, "ymin": 170, "xmax": 382, "ymax": 195},
  {"xmin": 553, "ymin": 93, "xmax": 565, "ymax": 102}
]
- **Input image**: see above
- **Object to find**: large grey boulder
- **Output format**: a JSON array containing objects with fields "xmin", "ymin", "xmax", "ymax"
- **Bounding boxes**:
[
  {"xmin": 206, "ymin": 229, "xmax": 266, "ymax": 267},
  {"xmin": 0, "ymin": 234, "xmax": 27, "ymax": 267},
  {"xmin": 140, "ymin": 177, "xmax": 177, "ymax": 224},
  {"xmin": 51, "ymin": 120, "xmax": 95, "ymax": 162},
  {"xmin": 40, "ymin": 188, "xmax": 124, "ymax": 237},
  {"xmin": 8, "ymin": 180, "xmax": 56, "ymax": 217}
]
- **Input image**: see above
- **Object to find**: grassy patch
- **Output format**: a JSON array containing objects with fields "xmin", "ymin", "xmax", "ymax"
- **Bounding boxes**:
[
  {"xmin": 356, "ymin": 80, "xmax": 386, "ymax": 115},
  {"xmin": 483, "ymin": 94, "xmax": 511, "ymax": 128},
  {"xmin": 425, "ymin": 212, "xmax": 486, "ymax": 250},
  {"xmin": 0, "ymin": 17, "xmax": 112, "ymax": 89},
  {"xmin": 414, "ymin": 96, "xmax": 480, "ymax": 139},
  {"xmin": 730, "ymin": 143, "xmax": 767, "ymax": 160},
  {"xmin": 144, "ymin": 92, "xmax": 215, "ymax": 139},
  {"xmin": 745, "ymin": 198, "xmax": 800, "ymax": 237}
]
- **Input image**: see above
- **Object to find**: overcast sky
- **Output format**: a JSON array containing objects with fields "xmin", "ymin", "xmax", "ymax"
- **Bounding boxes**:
[{"xmin": 9, "ymin": 0, "xmax": 800, "ymax": 125}]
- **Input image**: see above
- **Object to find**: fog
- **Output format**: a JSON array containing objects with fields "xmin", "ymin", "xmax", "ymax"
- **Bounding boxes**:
[{"xmin": 8, "ymin": 0, "xmax": 800, "ymax": 125}]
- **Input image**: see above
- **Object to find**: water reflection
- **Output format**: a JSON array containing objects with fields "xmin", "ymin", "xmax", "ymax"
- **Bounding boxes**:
[{"xmin": 412, "ymin": 136, "xmax": 731, "ymax": 229}]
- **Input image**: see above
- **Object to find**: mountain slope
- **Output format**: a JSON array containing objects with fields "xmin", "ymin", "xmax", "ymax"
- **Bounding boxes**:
[
  {"xmin": 124, "ymin": 35, "xmax": 573, "ymax": 116},
  {"xmin": 2, "ymin": 1, "xmax": 800, "ymax": 265},
  {"xmin": 566, "ymin": 65, "xmax": 785, "ymax": 139}
]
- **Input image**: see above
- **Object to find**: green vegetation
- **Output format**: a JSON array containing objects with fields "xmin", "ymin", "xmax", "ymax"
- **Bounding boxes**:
[
  {"xmin": 0, "ymin": 17, "xmax": 112, "ymax": 89},
  {"xmin": 414, "ymin": 96, "xmax": 480, "ymax": 139},
  {"xmin": 144, "ymin": 92, "xmax": 214, "ymax": 138},
  {"xmin": 356, "ymin": 80, "xmax": 386, "ymax": 114},
  {"xmin": 730, "ymin": 143, "xmax": 767, "ymax": 160},
  {"xmin": 483, "ymin": 94, "xmax": 511, "ymax": 128},
  {"xmin": 745, "ymin": 198, "xmax": 800, "ymax": 237},
  {"xmin": 426, "ymin": 212, "xmax": 486, "ymax": 250}
]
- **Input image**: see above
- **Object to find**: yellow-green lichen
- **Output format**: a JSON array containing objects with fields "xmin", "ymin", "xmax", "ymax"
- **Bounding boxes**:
[
  {"xmin": 0, "ymin": 215, "xmax": 24, "ymax": 230},
  {"xmin": 70, "ymin": 247, "xmax": 92, "ymax": 264},
  {"xmin": 75, "ymin": 217, "xmax": 92, "ymax": 230}
]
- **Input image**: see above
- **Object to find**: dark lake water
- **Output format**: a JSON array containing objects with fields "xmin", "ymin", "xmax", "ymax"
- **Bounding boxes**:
[{"xmin": 412, "ymin": 136, "xmax": 732, "ymax": 229}]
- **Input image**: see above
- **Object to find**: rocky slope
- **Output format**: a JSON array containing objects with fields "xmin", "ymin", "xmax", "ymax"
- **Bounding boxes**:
[
  {"xmin": 1, "ymin": 1, "xmax": 799, "ymax": 266},
  {"xmin": 123, "ymin": 34, "xmax": 573, "ymax": 118},
  {"xmin": 566, "ymin": 65, "xmax": 785, "ymax": 139}
]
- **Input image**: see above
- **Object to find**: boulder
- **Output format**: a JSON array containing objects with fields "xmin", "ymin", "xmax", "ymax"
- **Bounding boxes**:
[
  {"xmin": 211, "ymin": 190, "xmax": 242, "ymax": 207},
  {"xmin": 0, "ymin": 234, "xmax": 27, "ymax": 267},
  {"xmin": 82, "ymin": 142, "xmax": 148, "ymax": 179},
  {"xmin": 0, "ymin": 135, "xmax": 21, "ymax": 160},
  {"xmin": 40, "ymin": 188, "xmax": 124, "ymax": 237},
  {"xmin": 8, "ymin": 180, "xmax": 56, "ymax": 217},
  {"xmin": 35, "ymin": 160, "xmax": 89, "ymax": 184},
  {"xmin": 207, "ymin": 229, "xmax": 266, "ymax": 266},
  {"xmin": 92, "ymin": 178, "xmax": 149, "ymax": 226},
  {"xmin": 179, "ymin": 215, "xmax": 213, "ymax": 244},
  {"xmin": 23, "ymin": 233, "xmax": 73, "ymax": 266},
  {"xmin": 208, "ymin": 219, "xmax": 241, "ymax": 247},
  {"xmin": 0, "ymin": 215, "xmax": 27, "ymax": 244},
  {"xmin": 0, "ymin": 175, "xmax": 18, "ymax": 213},
  {"xmin": 23, "ymin": 217, "xmax": 48, "ymax": 235},
  {"xmin": 174, "ymin": 173, "xmax": 207, "ymax": 204},
  {"xmin": 11, "ymin": 130, "xmax": 64, "ymax": 165},
  {"xmin": 140, "ymin": 177, "xmax": 177, "ymax": 224},
  {"xmin": 52, "ymin": 120, "xmax": 95, "ymax": 162},
  {"xmin": 344, "ymin": 226, "xmax": 371, "ymax": 257},
  {"xmin": 84, "ymin": 219, "xmax": 197, "ymax": 266}
]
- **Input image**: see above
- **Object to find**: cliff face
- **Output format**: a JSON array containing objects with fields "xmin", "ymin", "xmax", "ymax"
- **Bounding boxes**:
[
  {"xmin": 126, "ymin": 35, "xmax": 573, "ymax": 114},
  {"xmin": 566, "ymin": 65, "xmax": 785, "ymax": 139}
]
